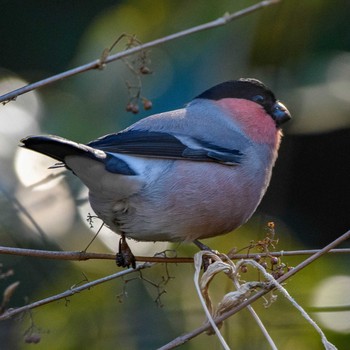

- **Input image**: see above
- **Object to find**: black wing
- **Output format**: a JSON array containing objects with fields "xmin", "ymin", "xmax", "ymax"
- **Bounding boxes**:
[{"xmin": 88, "ymin": 130, "xmax": 243, "ymax": 165}]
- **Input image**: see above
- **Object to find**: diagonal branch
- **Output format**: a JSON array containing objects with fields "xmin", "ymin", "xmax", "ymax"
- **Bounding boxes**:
[
  {"xmin": 158, "ymin": 229, "xmax": 350, "ymax": 350},
  {"xmin": 0, "ymin": 230, "xmax": 348, "ymax": 331},
  {"xmin": 0, "ymin": 262, "xmax": 152, "ymax": 321},
  {"xmin": 0, "ymin": 0, "xmax": 280, "ymax": 104}
]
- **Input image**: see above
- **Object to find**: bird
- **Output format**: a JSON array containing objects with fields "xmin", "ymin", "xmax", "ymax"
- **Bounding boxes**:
[{"xmin": 21, "ymin": 78, "xmax": 291, "ymax": 268}]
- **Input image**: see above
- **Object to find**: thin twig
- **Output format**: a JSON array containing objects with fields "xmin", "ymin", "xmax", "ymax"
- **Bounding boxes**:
[
  {"xmin": 0, "ymin": 246, "xmax": 112, "ymax": 261},
  {"xmin": 306, "ymin": 305, "xmax": 350, "ymax": 312},
  {"xmin": 0, "ymin": 0, "xmax": 279, "ymax": 104},
  {"xmin": 0, "ymin": 263, "xmax": 152, "ymax": 321},
  {"xmin": 158, "ymin": 230, "xmax": 350, "ymax": 349},
  {"xmin": 0, "ymin": 245, "xmax": 349, "ymax": 263}
]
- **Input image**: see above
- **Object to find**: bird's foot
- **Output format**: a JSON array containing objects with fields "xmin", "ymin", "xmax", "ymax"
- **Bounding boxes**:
[
  {"xmin": 193, "ymin": 239, "xmax": 219, "ymax": 271},
  {"xmin": 116, "ymin": 234, "xmax": 136, "ymax": 269}
]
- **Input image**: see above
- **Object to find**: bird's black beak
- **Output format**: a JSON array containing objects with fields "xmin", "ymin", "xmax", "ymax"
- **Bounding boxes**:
[{"xmin": 272, "ymin": 101, "xmax": 291, "ymax": 127}]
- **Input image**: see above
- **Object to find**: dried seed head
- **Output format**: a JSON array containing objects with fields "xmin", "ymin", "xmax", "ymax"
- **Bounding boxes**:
[
  {"xmin": 270, "ymin": 257, "xmax": 279, "ymax": 265},
  {"xmin": 24, "ymin": 333, "xmax": 41, "ymax": 344},
  {"xmin": 131, "ymin": 104, "xmax": 139, "ymax": 114},
  {"xmin": 260, "ymin": 261, "xmax": 268, "ymax": 270},
  {"xmin": 240, "ymin": 264, "xmax": 248, "ymax": 273},
  {"xmin": 143, "ymin": 99, "xmax": 153, "ymax": 110},
  {"xmin": 272, "ymin": 270, "xmax": 284, "ymax": 279},
  {"xmin": 3, "ymin": 281, "xmax": 20, "ymax": 304},
  {"xmin": 140, "ymin": 66, "xmax": 152, "ymax": 74},
  {"xmin": 254, "ymin": 254, "xmax": 262, "ymax": 262},
  {"xmin": 126, "ymin": 102, "xmax": 134, "ymax": 112}
]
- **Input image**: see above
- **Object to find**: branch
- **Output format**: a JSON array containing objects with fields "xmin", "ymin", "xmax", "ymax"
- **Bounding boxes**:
[
  {"xmin": 1, "ymin": 245, "xmax": 349, "ymax": 263},
  {"xmin": 158, "ymin": 229, "xmax": 350, "ymax": 349},
  {"xmin": 0, "ymin": 0, "xmax": 279, "ymax": 104},
  {"xmin": 0, "ymin": 230, "xmax": 348, "ymax": 334},
  {"xmin": 0, "ymin": 246, "xmax": 192, "ymax": 263},
  {"xmin": 0, "ymin": 262, "xmax": 152, "ymax": 321}
]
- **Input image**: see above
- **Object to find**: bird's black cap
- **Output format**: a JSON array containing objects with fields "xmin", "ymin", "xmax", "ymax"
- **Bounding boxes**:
[
  {"xmin": 195, "ymin": 78, "xmax": 291, "ymax": 126},
  {"xmin": 196, "ymin": 78, "xmax": 276, "ymax": 104}
]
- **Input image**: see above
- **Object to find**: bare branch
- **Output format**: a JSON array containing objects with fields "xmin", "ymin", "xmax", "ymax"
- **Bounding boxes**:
[
  {"xmin": 0, "ymin": 263, "xmax": 152, "ymax": 321},
  {"xmin": 1, "ymin": 245, "xmax": 349, "ymax": 263},
  {"xmin": 158, "ymin": 230, "xmax": 350, "ymax": 349},
  {"xmin": 0, "ymin": 230, "xmax": 348, "ymax": 337},
  {"xmin": 0, "ymin": 246, "xmax": 114, "ymax": 261},
  {"xmin": 0, "ymin": 0, "xmax": 279, "ymax": 104}
]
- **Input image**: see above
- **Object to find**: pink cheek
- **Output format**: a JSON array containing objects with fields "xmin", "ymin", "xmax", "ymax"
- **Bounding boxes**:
[{"xmin": 215, "ymin": 98, "xmax": 278, "ymax": 144}]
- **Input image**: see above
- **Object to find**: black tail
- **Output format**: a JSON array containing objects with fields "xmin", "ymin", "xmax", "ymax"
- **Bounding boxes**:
[{"xmin": 20, "ymin": 135, "xmax": 94, "ymax": 163}]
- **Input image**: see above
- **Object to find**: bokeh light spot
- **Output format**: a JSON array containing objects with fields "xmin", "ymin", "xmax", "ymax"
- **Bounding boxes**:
[
  {"xmin": 312, "ymin": 275, "xmax": 350, "ymax": 333},
  {"xmin": 15, "ymin": 147, "xmax": 65, "ymax": 190}
]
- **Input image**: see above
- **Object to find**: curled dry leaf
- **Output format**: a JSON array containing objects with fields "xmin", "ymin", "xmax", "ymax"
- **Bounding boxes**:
[
  {"xmin": 214, "ymin": 282, "xmax": 266, "ymax": 318},
  {"xmin": 194, "ymin": 252, "xmax": 269, "ymax": 337},
  {"xmin": 207, "ymin": 281, "xmax": 265, "ymax": 335},
  {"xmin": 200, "ymin": 260, "xmax": 234, "ymax": 314}
]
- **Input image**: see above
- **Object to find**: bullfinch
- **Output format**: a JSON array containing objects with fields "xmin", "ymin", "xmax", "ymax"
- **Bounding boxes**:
[{"xmin": 21, "ymin": 78, "xmax": 291, "ymax": 268}]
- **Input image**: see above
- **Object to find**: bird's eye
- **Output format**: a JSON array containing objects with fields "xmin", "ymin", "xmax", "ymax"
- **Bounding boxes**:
[{"xmin": 252, "ymin": 95, "xmax": 265, "ymax": 103}]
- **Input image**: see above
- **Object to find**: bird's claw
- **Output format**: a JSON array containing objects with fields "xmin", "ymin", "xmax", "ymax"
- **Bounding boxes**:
[
  {"xmin": 193, "ymin": 239, "xmax": 219, "ymax": 271},
  {"xmin": 116, "ymin": 235, "xmax": 136, "ymax": 269}
]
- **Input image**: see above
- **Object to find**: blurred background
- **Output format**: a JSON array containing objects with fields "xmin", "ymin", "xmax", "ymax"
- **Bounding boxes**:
[{"xmin": 0, "ymin": 0, "xmax": 349, "ymax": 349}]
